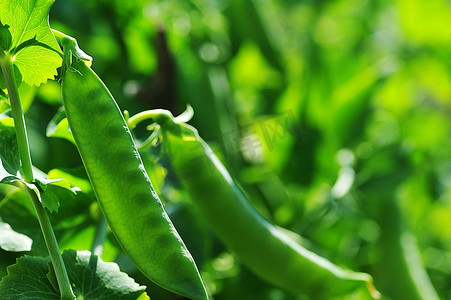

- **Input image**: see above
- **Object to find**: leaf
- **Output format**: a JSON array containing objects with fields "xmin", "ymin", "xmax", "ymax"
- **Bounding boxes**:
[
  {"xmin": 34, "ymin": 177, "xmax": 78, "ymax": 213},
  {"xmin": 0, "ymin": 161, "xmax": 76, "ymax": 214},
  {"xmin": 0, "ymin": 88, "xmax": 7, "ymax": 99},
  {"xmin": 0, "ymin": 62, "xmax": 23, "ymax": 90},
  {"xmin": 46, "ymin": 261, "xmax": 59, "ymax": 292},
  {"xmin": 0, "ymin": 188, "xmax": 41, "ymax": 235},
  {"xmin": 0, "ymin": 184, "xmax": 93, "ymax": 257},
  {"xmin": 0, "ymin": 250, "xmax": 150, "ymax": 300},
  {"xmin": 0, "ymin": 0, "xmax": 62, "ymax": 86},
  {"xmin": 0, "ymin": 117, "xmax": 20, "ymax": 178},
  {"xmin": 0, "ymin": 188, "xmax": 53, "ymax": 256},
  {"xmin": 63, "ymin": 250, "xmax": 149, "ymax": 299},
  {"xmin": 0, "ymin": 105, "xmax": 8, "ymax": 125},
  {"xmin": 0, "ymin": 255, "xmax": 60, "ymax": 299},
  {"xmin": 46, "ymin": 108, "xmax": 75, "ymax": 145},
  {"xmin": 0, "ymin": 21, "xmax": 12, "ymax": 51},
  {"xmin": 44, "ymin": 178, "xmax": 77, "ymax": 194},
  {"xmin": 0, "ymin": 218, "xmax": 33, "ymax": 252},
  {"xmin": 16, "ymin": 81, "xmax": 37, "ymax": 113},
  {"xmin": 47, "ymin": 167, "xmax": 91, "ymax": 194},
  {"xmin": 35, "ymin": 180, "xmax": 60, "ymax": 213}
]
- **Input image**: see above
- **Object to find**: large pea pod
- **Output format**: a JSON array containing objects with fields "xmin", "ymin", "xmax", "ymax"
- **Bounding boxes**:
[
  {"xmin": 137, "ymin": 112, "xmax": 379, "ymax": 299},
  {"xmin": 61, "ymin": 59, "xmax": 208, "ymax": 300}
]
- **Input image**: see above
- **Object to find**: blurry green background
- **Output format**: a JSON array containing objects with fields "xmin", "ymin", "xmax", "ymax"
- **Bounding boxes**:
[{"xmin": 2, "ymin": 0, "xmax": 451, "ymax": 299}]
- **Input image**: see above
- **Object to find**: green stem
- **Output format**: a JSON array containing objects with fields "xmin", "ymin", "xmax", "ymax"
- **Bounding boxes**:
[
  {"xmin": 23, "ymin": 186, "xmax": 75, "ymax": 300},
  {"xmin": 127, "ymin": 109, "xmax": 172, "ymax": 129},
  {"xmin": 0, "ymin": 55, "xmax": 33, "ymax": 182},
  {"xmin": 91, "ymin": 215, "xmax": 108, "ymax": 257},
  {"xmin": 127, "ymin": 106, "xmax": 193, "ymax": 130},
  {"xmin": 135, "ymin": 129, "xmax": 160, "ymax": 151},
  {"xmin": 1, "ymin": 54, "xmax": 75, "ymax": 300}
]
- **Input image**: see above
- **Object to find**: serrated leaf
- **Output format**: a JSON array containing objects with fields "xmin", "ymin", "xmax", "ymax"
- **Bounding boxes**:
[
  {"xmin": 0, "ymin": 0, "xmax": 62, "ymax": 86},
  {"xmin": 0, "ymin": 255, "xmax": 60, "ymax": 299},
  {"xmin": 46, "ymin": 108, "xmax": 75, "ymax": 145},
  {"xmin": 0, "ymin": 170, "xmax": 61, "ymax": 214},
  {"xmin": 35, "ymin": 179, "xmax": 60, "ymax": 212},
  {"xmin": 34, "ymin": 177, "xmax": 79, "ymax": 213},
  {"xmin": 0, "ymin": 251, "xmax": 149, "ymax": 300},
  {"xmin": 0, "ymin": 218, "xmax": 33, "ymax": 252},
  {"xmin": 33, "ymin": 169, "xmax": 81, "ymax": 212},
  {"xmin": 63, "ymin": 250, "xmax": 149, "ymax": 299}
]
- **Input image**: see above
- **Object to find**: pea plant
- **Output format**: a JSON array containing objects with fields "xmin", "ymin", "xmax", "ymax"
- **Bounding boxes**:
[{"xmin": 0, "ymin": 0, "xmax": 383, "ymax": 299}]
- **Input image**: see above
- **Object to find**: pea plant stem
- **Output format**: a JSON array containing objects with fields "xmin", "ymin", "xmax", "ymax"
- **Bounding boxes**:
[
  {"xmin": 0, "ymin": 55, "xmax": 33, "ymax": 183},
  {"xmin": 0, "ymin": 54, "xmax": 75, "ymax": 300},
  {"xmin": 91, "ymin": 215, "xmax": 108, "ymax": 257},
  {"xmin": 23, "ymin": 186, "xmax": 75, "ymax": 300},
  {"xmin": 127, "ymin": 109, "xmax": 171, "ymax": 129}
]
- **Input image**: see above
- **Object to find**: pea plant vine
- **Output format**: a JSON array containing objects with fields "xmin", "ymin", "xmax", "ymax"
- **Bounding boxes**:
[
  {"xmin": 0, "ymin": 1, "xmax": 152, "ymax": 299},
  {"xmin": 0, "ymin": 0, "xmax": 384, "ymax": 299}
]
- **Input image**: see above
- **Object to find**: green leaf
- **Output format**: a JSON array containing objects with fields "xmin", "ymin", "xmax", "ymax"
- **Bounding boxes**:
[
  {"xmin": 0, "ymin": 0, "xmax": 62, "ymax": 86},
  {"xmin": 0, "ymin": 188, "xmax": 49, "ymax": 256},
  {"xmin": 0, "ymin": 159, "xmax": 76, "ymax": 213},
  {"xmin": 63, "ymin": 250, "xmax": 149, "ymax": 299},
  {"xmin": 46, "ymin": 108, "xmax": 75, "ymax": 145},
  {"xmin": 0, "ymin": 255, "xmax": 60, "ymax": 299},
  {"xmin": 0, "ymin": 88, "xmax": 7, "ymax": 99},
  {"xmin": 46, "ymin": 261, "xmax": 59, "ymax": 292},
  {"xmin": 34, "ymin": 177, "xmax": 78, "ymax": 213},
  {"xmin": 44, "ymin": 178, "xmax": 77, "ymax": 194},
  {"xmin": 10, "ymin": 35, "xmax": 61, "ymax": 56},
  {"xmin": 17, "ymin": 82, "xmax": 37, "ymax": 113},
  {"xmin": 0, "ymin": 218, "xmax": 33, "ymax": 252},
  {"xmin": 0, "ymin": 101, "xmax": 8, "ymax": 118},
  {"xmin": 0, "ymin": 21, "xmax": 12, "ymax": 51},
  {"xmin": 47, "ymin": 167, "xmax": 92, "ymax": 194},
  {"xmin": 35, "ymin": 180, "xmax": 60, "ymax": 213},
  {"xmin": 0, "ymin": 184, "xmax": 94, "ymax": 257},
  {"xmin": 0, "ymin": 250, "xmax": 149, "ymax": 300},
  {"xmin": 0, "ymin": 62, "xmax": 23, "ymax": 90},
  {"xmin": 0, "ymin": 117, "xmax": 20, "ymax": 178}
]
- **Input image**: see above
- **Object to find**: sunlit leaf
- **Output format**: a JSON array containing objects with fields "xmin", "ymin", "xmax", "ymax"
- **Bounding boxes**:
[
  {"xmin": 0, "ymin": 219, "xmax": 32, "ymax": 252},
  {"xmin": 46, "ymin": 108, "xmax": 75, "ymax": 145},
  {"xmin": 0, "ymin": 250, "xmax": 149, "ymax": 299},
  {"xmin": 0, "ymin": 0, "xmax": 62, "ymax": 86}
]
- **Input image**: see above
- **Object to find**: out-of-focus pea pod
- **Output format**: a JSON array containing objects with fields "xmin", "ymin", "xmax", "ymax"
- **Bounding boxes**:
[{"xmin": 127, "ymin": 108, "xmax": 380, "ymax": 299}]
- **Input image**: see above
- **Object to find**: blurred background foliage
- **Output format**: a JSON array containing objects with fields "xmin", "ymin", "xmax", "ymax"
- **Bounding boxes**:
[{"xmin": 1, "ymin": 0, "xmax": 451, "ymax": 299}]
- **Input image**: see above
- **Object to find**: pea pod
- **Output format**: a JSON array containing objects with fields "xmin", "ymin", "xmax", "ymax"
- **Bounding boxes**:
[
  {"xmin": 128, "ymin": 109, "xmax": 380, "ymax": 299},
  {"xmin": 61, "ymin": 58, "xmax": 208, "ymax": 300}
]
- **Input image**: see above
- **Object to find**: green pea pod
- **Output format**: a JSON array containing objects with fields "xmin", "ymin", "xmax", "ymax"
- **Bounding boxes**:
[
  {"xmin": 128, "ymin": 109, "xmax": 380, "ymax": 299},
  {"xmin": 61, "ymin": 59, "xmax": 208, "ymax": 300}
]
